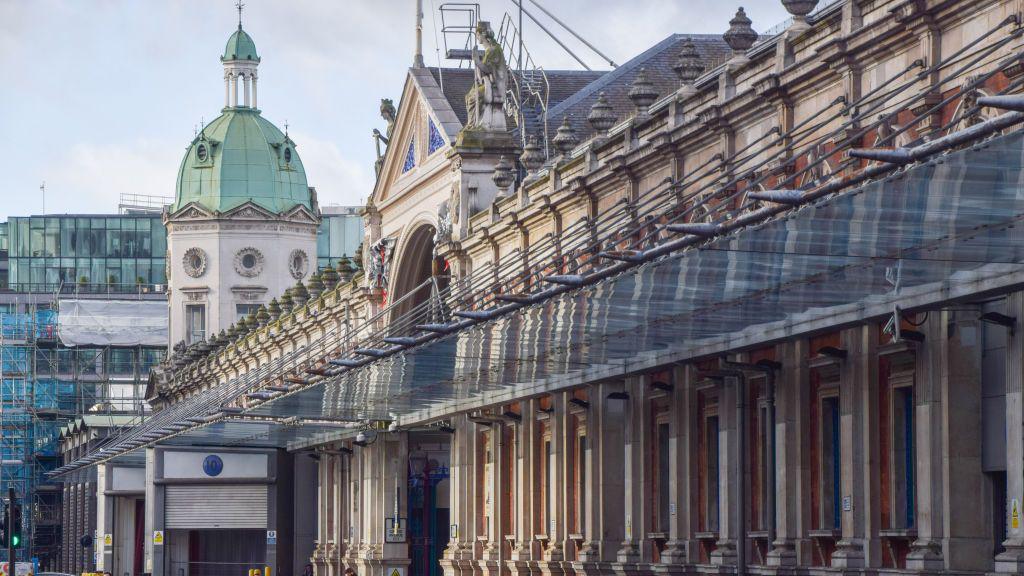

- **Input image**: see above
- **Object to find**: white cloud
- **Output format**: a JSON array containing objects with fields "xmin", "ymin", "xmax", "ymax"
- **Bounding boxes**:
[
  {"xmin": 42, "ymin": 139, "xmax": 180, "ymax": 215},
  {"xmin": 291, "ymin": 130, "xmax": 376, "ymax": 208}
]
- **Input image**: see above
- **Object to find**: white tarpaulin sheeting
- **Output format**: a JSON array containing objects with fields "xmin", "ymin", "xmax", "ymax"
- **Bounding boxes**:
[{"xmin": 58, "ymin": 299, "xmax": 168, "ymax": 347}]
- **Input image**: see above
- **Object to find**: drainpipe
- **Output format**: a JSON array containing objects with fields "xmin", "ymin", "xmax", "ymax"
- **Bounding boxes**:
[{"xmin": 723, "ymin": 360, "xmax": 781, "ymax": 556}]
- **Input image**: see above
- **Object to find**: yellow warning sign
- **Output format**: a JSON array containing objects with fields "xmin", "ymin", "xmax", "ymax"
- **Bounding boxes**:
[
  {"xmin": 153, "ymin": 530, "xmax": 165, "ymax": 545},
  {"xmin": 388, "ymin": 568, "xmax": 404, "ymax": 576},
  {"xmin": 103, "ymin": 533, "xmax": 113, "ymax": 547},
  {"xmin": 1013, "ymin": 499, "xmax": 1020, "ymax": 529}
]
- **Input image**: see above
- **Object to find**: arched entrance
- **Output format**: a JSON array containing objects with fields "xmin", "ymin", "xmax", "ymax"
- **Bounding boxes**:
[{"xmin": 389, "ymin": 225, "xmax": 448, "ymax": 331}]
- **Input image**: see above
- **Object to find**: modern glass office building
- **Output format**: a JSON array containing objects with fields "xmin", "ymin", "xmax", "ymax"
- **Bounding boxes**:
[
  {"xmin": 3, "ymin": 209, "xmax": 362, "ymax": 292},
  {"xmin": 5, "ymin": 214, "xmax": 167, "ymax": 291}
]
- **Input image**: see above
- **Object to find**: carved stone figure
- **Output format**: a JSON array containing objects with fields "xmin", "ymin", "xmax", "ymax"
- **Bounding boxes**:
[
  {"xmin": 380, "ymin": 98, "xmax": 397, "ymax": 138},
  {"xmin": 367, "ymin": 238, "xmax": 393, "ymax": 290},
  {"xmin": 467, "ymin": 21, "xmax": 509, "ymax": 131},
  {"xmin": 436, "ymin": 200, "xmax": 452, "ymax": 245}
]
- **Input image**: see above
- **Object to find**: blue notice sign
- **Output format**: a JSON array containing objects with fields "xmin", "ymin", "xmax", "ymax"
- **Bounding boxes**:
[{"xmin": 203, "ymin": 454, "xmax": 224, "ymax": 477}]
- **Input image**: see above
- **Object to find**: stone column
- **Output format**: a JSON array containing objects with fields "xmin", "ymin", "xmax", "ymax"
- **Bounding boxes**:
[
  {"xmin": 313, "ymin": 454, "xmax": 329, "ymax": 576},
  {"xmin": 906, "ymin": 315, "xmax": 946, "ymax": 571},
  {"xmin": 768, "ymin": 342, "xmax": 803, "ymax": 566},
  {"xmin": 507, "ymin": 403, "xmax": 537, "ymax": 576},
  {"xmin": 573, "ymin": 381, "xmax": 626, "ymax": 576},
  {"xmin": 224, "ymin": 73, "xmax": 231, "ymax": 108},
  {"xmin": 479, "ymin": 423, "xmax": 505, "ymax": 576},
  {"xmin": 442, "ymin": 415, "xmax": 473, "ymax": 576},
  {"xmin": 710, "ymin": 375, "xmax": 739, "ymax": 569},
  {"xmin": 243, "ymin": 72, "xmax": 251, "ymax": 107},
  {"xmin": 998, "ymin": 293, "xmax": 1024, "ymax": 573},
  {"xmin": 252, "ymin": 74, "xmax": 258, "ymax": 109},
  {"xmin": 940, "ymin": 311, "xmax": 987, "ymax": 570},
  {"xmin": 380, "ymin": 434, "xmax": 412, "ymax": 576},
  {"xmin": 657, "ymin": 366, "xmax": 694, "ymax": 575},
  {"xmin": 832, "ymin": 327, "xmax": 872, "ymax": 568},
  {"xmin": 539, "ymin": 395, "xmax": 567, "ymax": 576},
  {"xmin": 143, "ymin": 447, "xmax": 162, "ymax": 576},
  {"xmin": 95, "ymin": 464, "xmax": 114, "ymax": 573},
  {"xmin": 617, "ymin": 376, "xmax": 651, "ymax": 573}
]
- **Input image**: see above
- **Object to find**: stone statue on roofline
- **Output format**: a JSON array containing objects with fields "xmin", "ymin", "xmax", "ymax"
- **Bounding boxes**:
[
  {"xmin": 380, "ymin": 98, "xmax": 397, "ymax": 138},
  {"xmin": 466, "ymin": 21, "xmax": 509, "ymax": 132}
]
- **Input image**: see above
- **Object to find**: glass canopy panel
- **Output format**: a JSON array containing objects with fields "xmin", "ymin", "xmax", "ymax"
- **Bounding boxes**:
[{"xmin": 62, "ymin": 128, "xmax": 1024, "ymax": 467}]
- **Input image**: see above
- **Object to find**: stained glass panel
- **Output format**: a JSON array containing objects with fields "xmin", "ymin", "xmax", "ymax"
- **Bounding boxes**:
[
  {"xmin": 428, "ymin": 117, "xmax": 445, "ymax": 155},
  {"xmin": 403, "ymin": 138, "xmax": 416, "ymax": 173}
]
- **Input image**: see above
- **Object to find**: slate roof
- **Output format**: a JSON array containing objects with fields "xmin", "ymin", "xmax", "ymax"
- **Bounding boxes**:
[
  {"xmin": 542, "ymin": 34, "xmax": 732, "ymax": 148},
  {"xmin": 423, "ymin": 33, "xmax": 731, "ymax": 152},
  {"xmin": 427, "ymin": 67, "xmax": 606, "ymax": 127}
]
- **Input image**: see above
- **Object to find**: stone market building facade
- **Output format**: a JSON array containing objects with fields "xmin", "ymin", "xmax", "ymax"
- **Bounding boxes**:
[{"xmin": 53, "ymin": 1, "xmax": 1024, "ymax": 576}]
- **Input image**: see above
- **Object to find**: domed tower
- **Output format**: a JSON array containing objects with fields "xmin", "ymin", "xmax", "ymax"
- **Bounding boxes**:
[{"xmin": 164, "ymin": 18, "xmax": 320, "ymax": 348}]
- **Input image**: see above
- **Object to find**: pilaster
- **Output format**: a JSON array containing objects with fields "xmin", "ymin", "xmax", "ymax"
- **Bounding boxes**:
[
  {"xmin": 997, "ymin": 292, "xmax": 1024, "ymax": 573},
  {"xmin": 906, "ymin": 316, "xmax": 945, "ymax": 572},
  {"xmin": 827, "ymin": 327, "xmax": 866, "ymax": 567},
  {"xmin": 767, "ymin": 341, "xmax": 801, "ymax": 567},
  {"xmin": 572, "ymin": 381, "xmax": 626, "ymax": 576}
]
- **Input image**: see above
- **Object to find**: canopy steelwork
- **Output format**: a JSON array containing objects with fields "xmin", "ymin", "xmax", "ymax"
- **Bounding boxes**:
[{"xmin": 50, "ymin": 122, "xmax": 1024, "ymax": 475}]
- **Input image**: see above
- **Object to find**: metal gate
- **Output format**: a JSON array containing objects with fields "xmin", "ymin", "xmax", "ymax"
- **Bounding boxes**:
[{"xmin": 164, "ymin": 484, "xmax": 268, "ymax": 529}]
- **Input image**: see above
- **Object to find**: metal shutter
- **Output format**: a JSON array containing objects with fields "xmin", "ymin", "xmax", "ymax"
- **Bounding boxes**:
[{"xmin": 164, "ymin": 484, "xmax": 268, "ymax": 529}]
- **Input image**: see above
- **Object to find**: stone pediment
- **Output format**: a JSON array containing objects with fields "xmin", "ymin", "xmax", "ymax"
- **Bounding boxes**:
[
  {"xmin": 371, "ymin": 69, "xmax": 461, "ymax": 209},
  {"xmin": 221, "ymin": 201, "xmax": 279, "ymax": 221},
  {"xmin": 281, "ymin": 203, "xmax": 321, "ymax": 224},
  {"xmin": 167, "ymin": 201, "xmax": 215, "ymax": 221}
]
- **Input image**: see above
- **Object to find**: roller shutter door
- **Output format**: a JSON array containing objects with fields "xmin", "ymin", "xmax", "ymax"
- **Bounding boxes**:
[{"xmin": 165, "ymin": 484, "xmax": 268, "ymax": 529}]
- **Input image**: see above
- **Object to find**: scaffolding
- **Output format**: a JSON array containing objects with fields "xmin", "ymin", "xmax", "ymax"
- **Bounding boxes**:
[{"xmin": 0, "ymin": 294, "xmax": 161, "ymax": 567}]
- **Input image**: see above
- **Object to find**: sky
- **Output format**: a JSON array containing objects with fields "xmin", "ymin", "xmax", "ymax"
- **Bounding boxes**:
[{"xmin": 0, "ymin": 0, "xmax": 791, "ymax": 219}]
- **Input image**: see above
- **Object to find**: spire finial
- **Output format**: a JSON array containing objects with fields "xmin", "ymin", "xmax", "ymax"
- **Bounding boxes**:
[
  {"xmin": 284, "ymin": 120, "xmax": 289, "ymax": 136},
  {"xmin": 235, "ymin": 0, "xmax": 245, "ymax": 29}
]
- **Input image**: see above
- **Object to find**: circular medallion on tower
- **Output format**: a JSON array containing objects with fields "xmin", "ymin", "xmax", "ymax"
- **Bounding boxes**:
[
  {"xmin": 289, "ymin": 249, "xmax": 309, "ymax": 279},
  {"xmin": 182, "ymin": 247, "xmax": 208, "ymax": 278},
  {"xmin": 234, "ymin": 247, "xmax": 265, "ymax": 278}
]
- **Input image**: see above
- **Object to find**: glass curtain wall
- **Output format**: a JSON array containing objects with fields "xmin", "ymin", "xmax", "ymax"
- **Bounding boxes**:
[{"xmin": 7, "ymin": 215, "xmax": 167, "ymax": 292}]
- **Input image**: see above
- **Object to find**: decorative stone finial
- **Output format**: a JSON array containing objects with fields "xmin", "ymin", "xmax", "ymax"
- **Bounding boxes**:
[
  {"xmin": 628, "ymin": 68, "xmax": 659, "ymax": 119},
  {"xmin": 321, "ymin": 264, "xmax": 339, "ymax": 291},
  {"xmin": 782, "ymin": 0, "xmax": 818, "ymax": 19},
  {"xmin": 280, "ymin": 288, "xmax": 295, "ymax": 314},
  {"xmin": 308, "ymin": 271, "xmax": 324, "ymax": 299},
  {"xmin": 492, "ymin": 155, "xmax": 515, "ymax": 195},
  {"xmin": 520, "ymin": 135, "xmax": 545, "ymax": 172},
  {"xmin": 673, "ymin": 39, "xmax": 706, "ymax": 85},
  {"xmin": 724, "ymin": 7, "xmax": 758, "ymax": 54},
  {"xmin": 552, "ymin": 116, "xmax": 579, "ymax": 156},
  {"xmin": 588, "ymin": 92, "xmax": 617, "ymax": 135},
  {"xmin": 268, "ymin": 298, "xmax": 282, "ymax": 320},
  {"xmin": 256, "ymin": 305, "xmax": 271, "ymax": 326},
  {"xmin": 242, "ymin": 312, "xmax": 257, "ymax": 331},
  {"xmin": 337, "ymin": 256, "xmax": 355, "ymax": 283},
  {"xmin": 292, "ymin": 280, "xmax": 310, "ymax": 307}
]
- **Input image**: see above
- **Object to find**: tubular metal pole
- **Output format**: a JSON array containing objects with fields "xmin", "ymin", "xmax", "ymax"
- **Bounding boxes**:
[
  {"xmin": 508, "ymin": 0, "xmax": 591, "ymax": 70},
  {"xmin": 525, "ymin": 0, "xmax": 617, "ymax": 67},
  {"xmin": 7, "ymin": 486, "xmax": 14, "ymax": 572}
]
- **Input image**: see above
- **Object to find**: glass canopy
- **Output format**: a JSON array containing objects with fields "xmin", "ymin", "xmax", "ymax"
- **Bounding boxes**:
[{"xmin": 54, "ymin": 126, "xmax": 1024, "ymax": 473}]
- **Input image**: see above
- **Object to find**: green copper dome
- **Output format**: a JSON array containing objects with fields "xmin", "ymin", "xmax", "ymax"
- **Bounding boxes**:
[
  {"xmin": 223, "ymin": 26, "xmax": 259, "ymax": 62},
  {"xmin": 173, "ymin": 108, "xmax": 310, "ymax": 214}
]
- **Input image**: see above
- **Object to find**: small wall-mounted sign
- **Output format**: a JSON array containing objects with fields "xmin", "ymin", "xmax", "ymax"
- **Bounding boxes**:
[
  {"xmin": 103, "ymin": 533, "xmax": 113, "ymax": 547},
  {"xmin": 450, "ymin": 524, "xmax": 459, "ymax": 539},
  {"xmin": 203, "ymin": 454, "xmax": 224, "ymax": 477},
  {"xmin": 384, "ymin": 518, "xmax": 407, "ymax": 543},
  {"xmin": 842, "ymin": 496, "xmax": 852, "ymax": 512},
  {"xmin": 267, "ymin": 530, "xmax": 278, "ymax": 545},
  {"xmin": 153, "ymin": 531, "xmax": 165, "ymax": 546},
  {"xmin": 388, "ymin": 568, "xmax": 405, "ymax": 576},
  {"xmin": 1012, "ymin": 498, "xmax": 1020, "ymax": 530}
]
